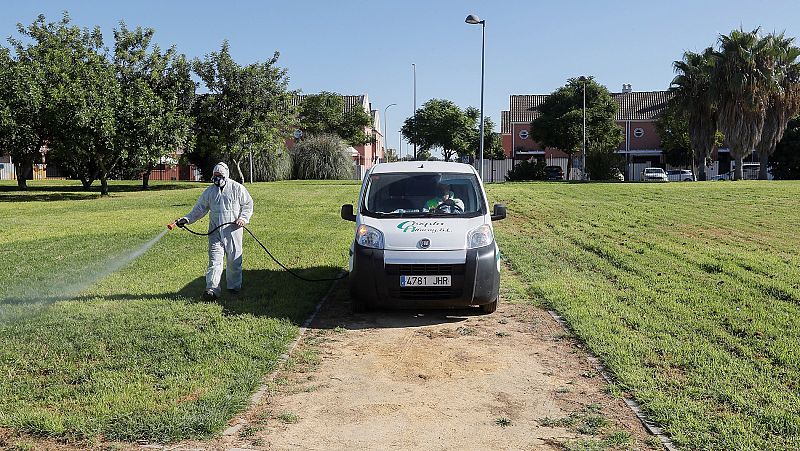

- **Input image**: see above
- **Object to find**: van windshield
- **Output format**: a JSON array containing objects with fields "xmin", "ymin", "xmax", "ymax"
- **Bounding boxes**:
[{"xmin": 362, "ymin": 172, "xmax": 486, "ymax": 218}]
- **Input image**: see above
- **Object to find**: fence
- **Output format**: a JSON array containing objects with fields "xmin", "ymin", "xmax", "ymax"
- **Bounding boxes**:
[
  {"xmin": 0, "ymin": 163, "xmax": 15, "ymax": 181},
  {"xmin": 475, "ymin": 157, "xmax": 579, "ymax": 183},
  {"xmin": 145, "ymin": 164, "xmax": 201, "ymax": 181}
]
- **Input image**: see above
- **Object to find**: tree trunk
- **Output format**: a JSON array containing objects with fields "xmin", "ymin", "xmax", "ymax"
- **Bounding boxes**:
[
  {"xmin": 142, "ymin": 165, "xmax": 152, "ymax": 190},
  {"xmin": 80, "ymin": 177, "xmax": 94, "ymax": 190},
  {"xmin": 100, "ymin": 175, "xmax": 109, "ymax": 196},
  {"xmin": 566, "ymin": 154, "xmax": 574, "ymax": 181},
  {"xmin": 14, "ymin": 161, "xmax": 32, "ymax": 190},
  {"xmin": 759, "ymin": 150, "xmax": 770, "ymax": 180},
  {"xmin": 693, "ymin": 153, "xmax": 706, "ymax": 181},
  {"xmin": 232, "ymin": 159, "xmax": 245, "ymax": 184},
  {"xmin": 734, "ymin": 155, "xmax": 744, "ymax": 180}
]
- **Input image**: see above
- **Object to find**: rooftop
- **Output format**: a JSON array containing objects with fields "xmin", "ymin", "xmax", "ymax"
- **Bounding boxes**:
[{"xmin": 501, "ymin": 91, "xmax": 673, "ymax": 133}]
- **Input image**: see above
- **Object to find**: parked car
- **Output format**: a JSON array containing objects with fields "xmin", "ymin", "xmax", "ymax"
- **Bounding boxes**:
[
  {"xmin": 666, "ymin": 169, "xmax": 695, "ymax": 181},
  {"xmin": 641, "ymin": 167, "xmax": 668, "ymax": 182},
  {"xmin": 544, "ymin": 165, "xmax": 564, "ymax": 180},
  {"xmin": 714, "ymin": 163, "xmax": 765, "ymax": 180}
]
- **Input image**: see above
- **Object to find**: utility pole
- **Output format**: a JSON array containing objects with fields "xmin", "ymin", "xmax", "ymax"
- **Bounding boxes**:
[{"xmin": 413, "ymin": 63, "xmax": 417, "ymax": 160}]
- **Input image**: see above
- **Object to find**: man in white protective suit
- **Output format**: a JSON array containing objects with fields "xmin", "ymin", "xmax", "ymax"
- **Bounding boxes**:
[{"xmin": 175, "ymin": 162, "xmax": 254, "ymax": 300}]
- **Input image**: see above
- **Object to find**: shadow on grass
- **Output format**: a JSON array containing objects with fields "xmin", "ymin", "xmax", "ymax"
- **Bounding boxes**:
[
  {"xmin": 82, "ymin": 267, "xmax": 346, "ymax": 324},
  {"xmin": 0, "ymin": 182, "xmax": 202, "ymax": 202},
  {"xmin": 0, "ymin": 266, "xmax": 482, "ymax": 329}
]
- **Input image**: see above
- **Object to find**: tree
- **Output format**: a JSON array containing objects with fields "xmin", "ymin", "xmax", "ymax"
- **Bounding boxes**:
[
  {"xmin": 15, "ymin": 14, "xmax": 124, "ymax": 195},
  {"xmin": 401, "ymin": 99, "xmax": 474, "ymax": 161},
  {"xmin": 469, "ymin": 115, "xmax": 505, "ymax": 160},
  {"xmin": 192, "ymin": 41, "xmax": 296, "ymax": 182},
  {"xmin": 769, "ymin": 116, "xmax": 800, "ymax": 179},
  {"xmin": 0, "ymin": 15, "xmax": 63, "ymax": 190},
  {"xmin": 655, "ymin": 101, "xmax": 692, "ymax": 167},
  {"xmin": 712, "ymin": 29, "xmax": 774, "ymax": 180},
  {"xmin": 297, "ymin": 92, "xmax": 372, "ymax": 146},
  {"xmin": 530, "ymin": 77, "xmax": 622, "ymax": 179},
  {"xmin": 670, "ymin": 47, "xmax": 720, "ymax": 180},
  {"xmin": 113, "ymin": 23, "xmax": 195, "ymax": 189},
  {"xmin": 755, "ymin": 33, "xmax": 800, "ymax": 179},
  {"xmin": 384, "ymin": 148, "xmax": 399, "ymax": 162}
]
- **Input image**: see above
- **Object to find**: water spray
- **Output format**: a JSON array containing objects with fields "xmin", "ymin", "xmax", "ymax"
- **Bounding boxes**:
[{"xmin": 168, "ymin": 220, "xmax": 346, "ymax": 282}]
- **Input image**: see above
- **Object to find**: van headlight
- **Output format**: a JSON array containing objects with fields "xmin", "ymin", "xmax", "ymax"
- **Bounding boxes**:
[
  {"xmin": 467, "ymin": 224, "xmax": 494, "ymax": 249},
  {"xmin": 356, "ymin": 224, "xmax": 384, "ymax": 249}
]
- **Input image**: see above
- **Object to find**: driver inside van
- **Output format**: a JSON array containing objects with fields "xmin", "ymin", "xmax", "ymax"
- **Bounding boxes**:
[{"xmin": 425, "ymin": 183, "xmax": 465, "ymax": 213}]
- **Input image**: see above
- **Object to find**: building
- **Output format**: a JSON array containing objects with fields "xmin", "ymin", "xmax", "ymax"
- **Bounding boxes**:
[
  {"xmin": 289, "ymin": 93, "xmax": 384, "ymax": 170},
  {"xmin": 501, "ymin": 85, "xmax": 681, "ymax": 180}
]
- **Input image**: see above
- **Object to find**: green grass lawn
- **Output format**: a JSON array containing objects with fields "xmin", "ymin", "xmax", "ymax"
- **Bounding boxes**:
[
  {"xmin": 489, "ymin": 181, "xmax": 800, "ymax": 450},
  {"xmin": 0, "ymin": 179, "xmax": 358, "ymax": 444},
  {"xmin": 2, "ymin": 179, "xmax": 799, "ymax": 449}
]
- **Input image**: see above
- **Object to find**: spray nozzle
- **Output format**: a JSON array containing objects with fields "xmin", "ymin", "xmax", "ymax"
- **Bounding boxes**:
[{"xmin": 167, "ymin": 218, "xmax": 188, "ymax": 230}]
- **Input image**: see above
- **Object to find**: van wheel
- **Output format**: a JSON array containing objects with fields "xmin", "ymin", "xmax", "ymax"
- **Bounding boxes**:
[{"xmin": 480, "ymin": 298, "xmax": 498, "ymax": 314}]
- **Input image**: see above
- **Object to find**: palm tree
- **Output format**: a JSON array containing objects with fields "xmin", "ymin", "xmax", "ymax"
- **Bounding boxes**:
[
  {"xmin": 713, "ymin": 29, "xmax": 774, "ymax": 180},
  {"xmin": 671, "ymin": 47, "xmax": 718, "ymax": 181},
  {"xmin": 756, "ymin": 33, "xmax": 800, "ymax": 179}
]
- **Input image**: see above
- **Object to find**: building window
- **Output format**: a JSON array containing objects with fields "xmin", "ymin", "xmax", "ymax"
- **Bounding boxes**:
[
  {"xmin": 518, "ymin": 130, "xmax": 529, "ymax": 140},
  {"xmin": 633, "ymin": 127, "xmax": 645, "ymax": 138}
]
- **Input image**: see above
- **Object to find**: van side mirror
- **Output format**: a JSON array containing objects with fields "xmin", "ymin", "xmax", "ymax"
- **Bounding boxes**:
[
  {"xmin": 341, "ymin": 204, "xmax": 357, "ymax": 222},
  {"xmin": 491, "ymin": 204, "xmax": 506, "ymax": 221}
]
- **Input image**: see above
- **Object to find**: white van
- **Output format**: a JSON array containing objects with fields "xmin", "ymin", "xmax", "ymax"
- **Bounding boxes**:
[{"xmin": 341, "ymin": 161, "xmax": 506, "ymax": 313}]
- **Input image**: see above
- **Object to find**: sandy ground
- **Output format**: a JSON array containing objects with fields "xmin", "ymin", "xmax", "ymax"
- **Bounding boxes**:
[
  {"xmin": 2, "ymin": 279, "xmax": 663, "ymax": 451},
  {"xmin": 193, "ymin": 284, "xmax": 660, "ymax": 451}
]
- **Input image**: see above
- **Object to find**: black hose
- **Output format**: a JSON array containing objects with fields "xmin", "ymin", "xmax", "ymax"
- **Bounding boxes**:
[{"xmin": 181, "ymin": 221, "xmax": 348, "ymax": 282}]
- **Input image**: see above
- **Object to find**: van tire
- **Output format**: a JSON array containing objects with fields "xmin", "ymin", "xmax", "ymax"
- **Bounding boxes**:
[{"xmin": 480, "ymin": 298, "xmax": 498, "ymax": 314}]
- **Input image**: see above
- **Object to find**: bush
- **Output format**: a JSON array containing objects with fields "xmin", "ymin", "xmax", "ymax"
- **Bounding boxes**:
[
  {"xmin": 505, "ymin": 159, "xmax": 547, "ymax": 181},
  {"xmin": 241, "ymin": 150, "xmax": 293, "ymax": 182},
  {"xmin": 291, "ymin": 134, "xmax": 353, "ymax": 180},
  {"xmin": 586, "ymin": 148, "xmax": 625, "ymax": 181}
]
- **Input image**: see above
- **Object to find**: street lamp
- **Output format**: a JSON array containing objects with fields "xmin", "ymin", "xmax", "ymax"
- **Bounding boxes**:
[
  {"xmin": 578, "ymin": 76, "xmax": 588, "ymax": 181},
  {"xmin": 412, "ymin": 63, "xmax": 417, "ymax": 160},
  {"xmin": 383, "ymin": 103, "xmax": 396, "ymax": 163},
  {"xmin": 465, "ymin": 14, "xmax": 486, "ymax": 180}
]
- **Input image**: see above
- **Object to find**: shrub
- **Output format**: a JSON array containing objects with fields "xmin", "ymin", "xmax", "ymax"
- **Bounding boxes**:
[
  {"xmin": 291, "ymin": 134, "xmax": 353, "ymax": 180},
  {"xmin": 241, "ymin": 149, "xmax": 293, "ymax": 182},
  {"xmin": 586, "ymin": 149, "xmax": 625, "ymax": 181},
  {"xmin": 505, "ymin": 159, "xmax": 547, "ymax": 181}
]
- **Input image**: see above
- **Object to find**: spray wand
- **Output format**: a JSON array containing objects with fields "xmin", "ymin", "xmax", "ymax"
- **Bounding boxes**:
[{"xmin": 166, "ymin": 219, "xmax": 346, "ymax": 282}]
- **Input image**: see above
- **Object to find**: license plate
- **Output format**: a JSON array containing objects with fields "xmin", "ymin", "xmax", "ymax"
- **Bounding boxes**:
[{"xmin": 400, "ymin": 275, "xmax": 451, "ymax": 287}]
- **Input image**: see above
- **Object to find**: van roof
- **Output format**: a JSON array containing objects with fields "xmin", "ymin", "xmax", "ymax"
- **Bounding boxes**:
[{"xmin": 370, "ymin": 161, "xmax": 479, "ymax": 175}]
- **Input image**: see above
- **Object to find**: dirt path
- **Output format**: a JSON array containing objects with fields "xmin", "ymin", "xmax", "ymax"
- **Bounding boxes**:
[{"xmin": 198, "ymin": 282, "xmax": 661, "ymax": 451}]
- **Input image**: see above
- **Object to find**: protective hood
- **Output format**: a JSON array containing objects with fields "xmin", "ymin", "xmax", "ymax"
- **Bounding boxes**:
[{"xmin": 213, "ymin": 162, "xmax": 230, "ymax": 178}]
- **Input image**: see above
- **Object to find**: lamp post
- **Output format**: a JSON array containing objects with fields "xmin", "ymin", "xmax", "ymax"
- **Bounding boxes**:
[
  {"xmin": 383, "ymin": 103, "xmax": 396, "ymax": 163},
  {"xmin": 465, "ymin": 14, "xmax": 486, "ymax": 180},
  {"xmin": 577, "ymin": 76, "xmax": 588, "ymax": 181},
  {"xmin": 412, "ymin": 63, "xmax": 417, "ymax": 160}
]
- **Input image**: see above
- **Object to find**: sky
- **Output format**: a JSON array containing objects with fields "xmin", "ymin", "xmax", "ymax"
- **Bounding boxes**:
[{"xmin": 3, "ymin": 0, "xmax": 800, "ymax": 156}]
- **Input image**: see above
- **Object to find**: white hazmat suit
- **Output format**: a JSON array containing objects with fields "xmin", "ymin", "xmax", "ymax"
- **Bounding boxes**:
[{"xmin": 181, "ymin": 163, "xmax": 254, "ymax": 296}]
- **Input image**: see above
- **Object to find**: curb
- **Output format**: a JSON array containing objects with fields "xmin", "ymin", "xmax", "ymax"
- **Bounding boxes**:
[{"xmin": 547, "ymin": 310, "xmax": 679, "ymax": 451}]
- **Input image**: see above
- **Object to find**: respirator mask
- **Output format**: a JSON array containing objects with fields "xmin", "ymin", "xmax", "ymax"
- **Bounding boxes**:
[{"xmin": 212, "ymin": 175, "xmax": 226, "ymax": 187}]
